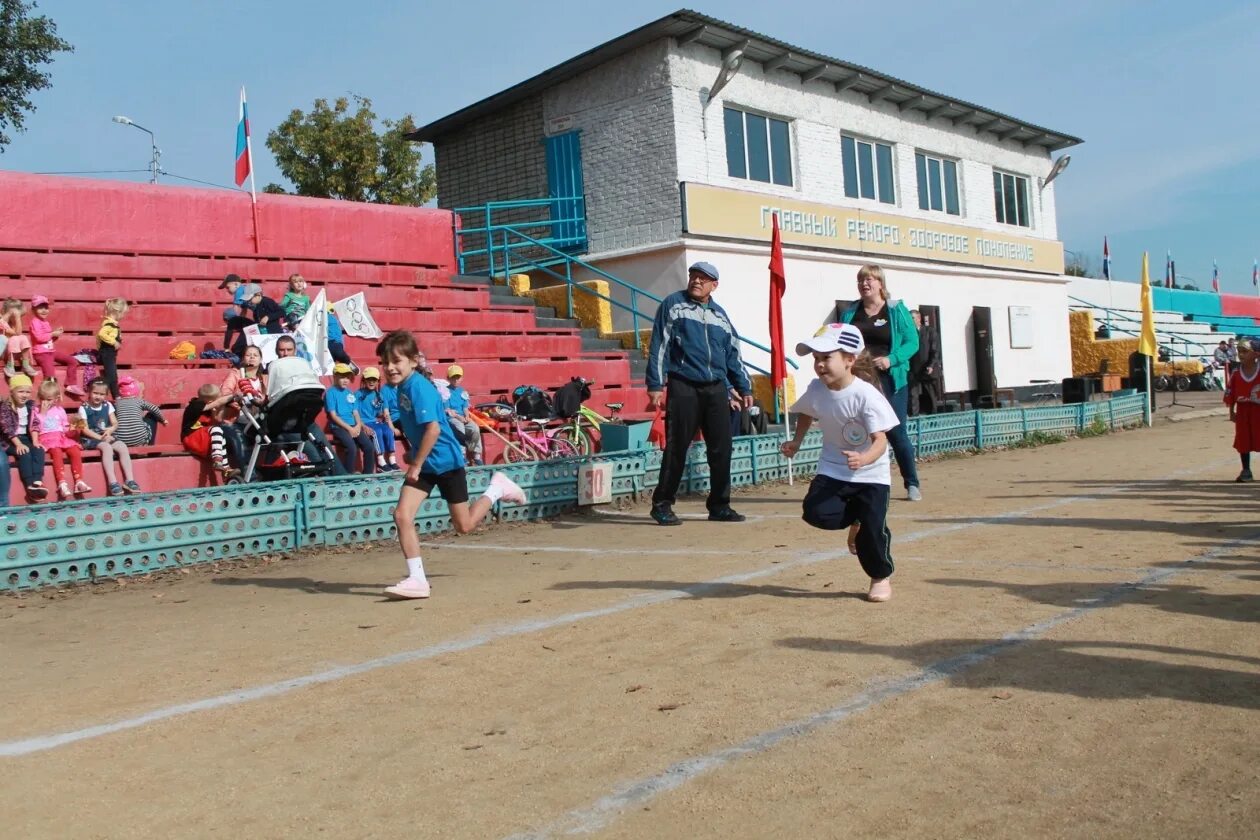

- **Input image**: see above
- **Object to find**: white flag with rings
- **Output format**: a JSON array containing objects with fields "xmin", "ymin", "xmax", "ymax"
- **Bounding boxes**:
[{"xmin": 333, "ymin": 292, "xmax": 383, "ymax": 339}]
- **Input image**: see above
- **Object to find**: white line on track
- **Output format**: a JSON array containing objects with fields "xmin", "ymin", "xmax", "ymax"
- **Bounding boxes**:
[
  {"xmin": 503, "ymin": 529, "xmax": 1260, "ymax": 839},
  {"xmin": 0, "ymin": 461, "xmax": 1224, "ymax": 759}
]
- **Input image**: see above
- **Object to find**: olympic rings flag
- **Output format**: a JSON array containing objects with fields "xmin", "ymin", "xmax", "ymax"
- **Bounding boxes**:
[{"xmin": 332, "ymin": 292, "xmax": 384, "ymax": 339}]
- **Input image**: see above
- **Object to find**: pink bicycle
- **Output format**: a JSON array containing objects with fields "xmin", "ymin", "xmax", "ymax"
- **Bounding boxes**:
[{"xmin": 473, "ymin": 403, "xmax": 580, "ymax": 463}]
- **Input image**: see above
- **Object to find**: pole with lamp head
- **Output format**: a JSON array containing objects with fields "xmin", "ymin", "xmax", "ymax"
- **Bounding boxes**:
[{"xmin": 112, "ymin": 116, "xmax": 160, "ymax": 184}]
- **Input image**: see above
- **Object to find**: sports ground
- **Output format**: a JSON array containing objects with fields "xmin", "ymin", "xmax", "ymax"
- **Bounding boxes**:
[{"xmin": 2, "ymin": 414, "xmax": 1257, "ymax": 839}]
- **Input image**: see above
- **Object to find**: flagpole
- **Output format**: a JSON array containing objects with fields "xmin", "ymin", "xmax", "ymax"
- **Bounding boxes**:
[
  {"xmin": 242, "ymin": 86, "xmax": 261, "ymax": 255},
  {"xmin": 782, "ymin": 381, "xmax": 793, "ymax": 486},
  {"xmin": 1145, "ymin": 356, "xmax": 1152, "ymax": 427}
]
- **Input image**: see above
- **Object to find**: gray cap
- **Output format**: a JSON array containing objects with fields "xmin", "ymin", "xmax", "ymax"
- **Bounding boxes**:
[
  {"xmin": 242, "ymin": 283, "xmax": 263, "ymax": 299},
  {"xmin": 689, "ymin": 261, "xmax": 719, "ymax": 281}
]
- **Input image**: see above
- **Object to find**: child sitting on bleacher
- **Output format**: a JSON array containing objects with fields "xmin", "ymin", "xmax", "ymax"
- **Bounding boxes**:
[
  {"xmin": 325, "ymin": 363, "xmax": 376, "ymax": 474},
  {"xmin": 358, "ymin": 366, "xmax": 399, "ymax": 471},
  {"xmin": 32, "ymin": 379, "xmax": 90, "ymax": 500},
  {"xmin": 281, "ymin": 274, "xmax": 310, "ymax": 329},
  {"xmin": 1, "ymin": 374, "xmax": 49, "ymax": 502},
  {"xmin": 78, "ymin": 378, "xmax": 142, "ymax": 496},
  {"xmin": 114, "ymin": 376, "xmax": 167, "ymax": 447},
  {"xmin": 29, "ymin": 295, "xmax": 84, "ymax": 397},
  {"xmin": 181, "ymin": 383, "xmax": 238, "ymax": 479},
  {"xmin": 2, "ymin": 298, "xmax": 39, "ymax": 379}
]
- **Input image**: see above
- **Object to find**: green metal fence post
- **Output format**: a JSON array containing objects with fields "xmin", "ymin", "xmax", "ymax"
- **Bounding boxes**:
[
  {"xmin": 1020, "ymin": 407, "xmax": 1028, "ymax": 438},
  {"xmin": 566, "ymin": 261, "xmax": 574, "ymax": 319},
  {"xmin": 1077, "ymin": 402, "xmax": 1086, "ymax": 431},
  {"xmin": 975, "ymin": 410, "xmax": 984, "ymax": 448}
]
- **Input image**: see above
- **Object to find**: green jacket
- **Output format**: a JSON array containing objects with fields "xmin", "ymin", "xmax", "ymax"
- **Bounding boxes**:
[{"xmin": 841, "ymin": 299, "xmax": 919, "ymax": 392}]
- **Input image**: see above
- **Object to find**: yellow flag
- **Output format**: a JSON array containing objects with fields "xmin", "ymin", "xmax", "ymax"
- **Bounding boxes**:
[{"xmin": 1138, "ymin": 252, "xmax": 1157, "ymax": 357}]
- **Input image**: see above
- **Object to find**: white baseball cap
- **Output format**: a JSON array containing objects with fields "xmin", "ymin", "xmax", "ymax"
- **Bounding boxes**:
[{"xmin": 795, "ymin": 323, "xmax": 865, "ymax": 356}]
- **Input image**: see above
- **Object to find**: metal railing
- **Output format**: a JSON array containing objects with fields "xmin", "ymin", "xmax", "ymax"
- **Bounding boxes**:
[
  {"xmin": 453, "ymin": 197, "xmax": 587, "ymax": 276},
  {"xmin": 1067, "ymin": 296, "xmax": 1211, "ymax": 361}
]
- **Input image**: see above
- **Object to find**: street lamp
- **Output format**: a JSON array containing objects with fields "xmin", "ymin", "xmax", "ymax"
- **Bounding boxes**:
[{"xmin": 112, "ymin": 115, "xmax": 161, "ymax": 184}]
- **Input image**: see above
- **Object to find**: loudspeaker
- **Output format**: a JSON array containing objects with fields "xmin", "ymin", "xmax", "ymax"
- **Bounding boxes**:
[{"xmin": 1062, "ymin": 377, "xmax": 1096, "ymax": 404}]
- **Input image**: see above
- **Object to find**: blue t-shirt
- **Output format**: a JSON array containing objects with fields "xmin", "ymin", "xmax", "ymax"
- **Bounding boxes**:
[
  {"xmin": 380, "ymin": 383, "xmax": 400, "ymax": 421},
  {"xmin": 224, "ymin": 285, "xmax": 248, "ymax": 322},
  {"xmin": 447, "ymin": 386, "xmax": 470, "ymax": 415},
  {"xmin": 357, "ymin": 387, "xmax": 397, "ymax": 425},
  {"xmin": 324, "ymin": 386, "xmax": 361, "ymax": 426},
  {"xmin": 397, "ymin": 371, "xmax": 465, "ymax": 474},
  {"xmin": 327, "ymin": 312, "xmax": 344, "ymax": 343}
]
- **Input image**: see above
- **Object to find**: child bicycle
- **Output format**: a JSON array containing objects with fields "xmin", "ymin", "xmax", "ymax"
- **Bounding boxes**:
[
  {"xmin": 472, "ymin": 403, "xmax": 581, "ymax": 463},
  {"xmin": 552, "ymin": 379, "xmax": 624, "ymax": 455}
]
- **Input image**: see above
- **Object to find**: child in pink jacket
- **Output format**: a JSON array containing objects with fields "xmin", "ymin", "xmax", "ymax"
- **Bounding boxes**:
[{"xmin": 29, "ymin": 295, "xmax": 83, "ymax": 397}]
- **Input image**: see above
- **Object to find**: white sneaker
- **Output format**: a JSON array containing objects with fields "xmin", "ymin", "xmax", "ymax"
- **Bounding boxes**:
[
  {"xmin": 489, "ymin": 471, "xmax": 527, "ymax": 505},
  {"xmin": 867, "ymin": 578, "xmax": 892, "ymax": 602},
  {"xmin": 907, "ymin": 486, "xmax": 923, "ymax": 502},
  {"xmin": 383, "ymin": 577, "xmax": 431, "ymax": 600}
]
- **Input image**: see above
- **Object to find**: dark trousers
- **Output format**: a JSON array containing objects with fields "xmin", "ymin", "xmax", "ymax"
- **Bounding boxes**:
[
  {"xmin": 908, "ymin": 377, "xmax": 939, "ymax": 417},
  {"xmin": 99, "ymin": 344, "xmax": 119, "ymax": 400},
  {"xmin": 10, "ymin": 435, "xmax": 46, "ymax": 489},
  {"xmin": 879, "ymin": 371, "xmax": 920, "ymax": 489},
  {"xmin": 328, "ymin": 341, "xmax": 352, "ymax": 366},
  {"xmin": 329, "ymin": 425, "xmax": 377, "ymax": 474},
  {"xmin": 224, "ymin": 316, "xmax": 254, "ymax": 353},
  {"xmin": 802, "ymin": 474, "xmax": 894, "ymax": 580},
  {"xmin": 652, "ymin": 378, "xmax": 732, "ymax": 512},
  {"xmin": 0, "ymin": 444, "xmax": 9, "ymax": 505}
]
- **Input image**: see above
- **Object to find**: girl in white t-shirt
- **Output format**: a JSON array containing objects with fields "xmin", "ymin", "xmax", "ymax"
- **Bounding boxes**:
[{"xmin": 781, "ymin": 323, "xmax": 900, "ymax": 602}]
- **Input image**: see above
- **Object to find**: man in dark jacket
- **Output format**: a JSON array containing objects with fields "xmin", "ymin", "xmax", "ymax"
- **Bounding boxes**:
[
  {"xmin": 646, "ymin": 261, "xmax": 752, "ymax": 525},
  {"xmin": 908, "ymin": 310, "xmax": 941, "ymax": 416}
]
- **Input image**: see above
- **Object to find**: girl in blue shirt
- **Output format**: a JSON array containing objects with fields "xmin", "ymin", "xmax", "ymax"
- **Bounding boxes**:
[{"xmin": 376, "ymin": 330, "xmax": 527, "ymax": 600}]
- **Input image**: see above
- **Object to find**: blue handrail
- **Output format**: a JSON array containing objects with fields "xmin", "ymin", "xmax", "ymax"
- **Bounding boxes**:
[{"xmin": 453, "ymin": 197, "xmax": 587, "ymax": 276}]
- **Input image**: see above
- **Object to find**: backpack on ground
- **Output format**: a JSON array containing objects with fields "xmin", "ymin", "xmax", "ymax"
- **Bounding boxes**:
[
  {"xmin": 512, "ymin": 385, "xmax": 553, "ymax": 420},
  {"xmin": 551, "ymin": 377, "xmax": 591, "ymax": 419}
]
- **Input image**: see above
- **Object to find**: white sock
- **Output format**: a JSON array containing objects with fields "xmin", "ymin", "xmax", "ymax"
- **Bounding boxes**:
[
  {"xmin": 406, "ymin": 557, "xmax": 426, "ymax": 580},
  {"xmin": 483, "ymin": 484, "xmax": 505, "ymax": 504}
]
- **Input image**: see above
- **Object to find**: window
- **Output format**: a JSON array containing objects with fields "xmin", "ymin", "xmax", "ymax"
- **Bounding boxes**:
[
  {"xmin": 724, "ymin": 107, "xmax": 793, "ymax": 186},
  {"xmin": 841, "ymin": 135, "xmax": 895, "ymax": 204},
  {"xmin": 915, "ymin": 152, "xmax": 960, "ymax": 216},
  {"xmin": 992, "ymin": 170, "xmax": 1030, "ymax": 227}
]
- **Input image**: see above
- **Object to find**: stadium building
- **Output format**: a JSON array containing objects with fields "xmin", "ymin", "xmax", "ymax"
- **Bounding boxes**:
[{"xmin": 410, "ymin": 9, "xmax": 1082, "ymax": 404}]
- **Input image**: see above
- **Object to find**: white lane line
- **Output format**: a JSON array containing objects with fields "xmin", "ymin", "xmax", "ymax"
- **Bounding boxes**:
[
  {"xmin": 503, "ymin": 530, "xmax": 1260, "ymax": 840},
  {"xmin": 0, "ymin": 463, "xmax": 1222, "ymax": 759}
]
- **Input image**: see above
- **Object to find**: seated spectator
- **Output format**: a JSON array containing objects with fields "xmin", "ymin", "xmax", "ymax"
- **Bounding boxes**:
[
  {"xmin": 208, "ymin": 345, "xmax": 268, "ymax": 467},
  {"xmin": 32, "ymin": 378, "xmax": 89, "ymax": 500},
  {"xmin": 445, "ymin": 364, "xmax": 483, "ymax": 466},
  {"xmin": 77, "ymin": 378, "xmax": 141, "ymax": 496},
  {"xmin": 220, "ymin": 274, "xmax": 254, "ymax": 353},
  {"xmin": 325, "ymin": 363, "xmax": 376, "ymax": 474},
  {"xmin": 114, "ymin": 376, "xmax": 167, "ymax": 447},
  {"xmin": 2, "ymin": 297, "xmax": 38, "ymax": 378},
  {"xmin": 272, "ymin": 336, "xmax": 344, "ymax": 474},
  {"xmin": 243, "ymin": 283, "xmax": 287, "ymax": 335},
  {"xmin": 29, "ymin": 295, "xmax": 83, "ymax": 397},
  {"xmin": 281, "ymin": 273, "xmax": 311, "ymax": 330},
  {"xmin": 181, "ymin": 383, "xmax": 238, "ymax": 479},
  {"xmin": 358, "ymin": 366, "xmax": 399, "ymax": 471},
  {"xmin": 1, "ymin": 374, "xmax": 49, "ymax": 502}
]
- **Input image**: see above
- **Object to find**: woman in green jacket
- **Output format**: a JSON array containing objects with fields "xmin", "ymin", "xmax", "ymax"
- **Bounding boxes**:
[{"xmin": 840, "ymin": 264, "xmax": 922, "ymax": 499}]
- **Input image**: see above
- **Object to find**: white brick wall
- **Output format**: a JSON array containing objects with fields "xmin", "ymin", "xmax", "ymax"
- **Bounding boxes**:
[{"xmin": 668, "ymin": 43, "xmax": 1061, "ymax": 240}]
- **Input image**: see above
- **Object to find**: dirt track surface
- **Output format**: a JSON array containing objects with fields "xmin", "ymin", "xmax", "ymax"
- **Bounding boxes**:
[{"xmin": 2, "ymin": 418, "xmax": 1257, "ymax": 839}]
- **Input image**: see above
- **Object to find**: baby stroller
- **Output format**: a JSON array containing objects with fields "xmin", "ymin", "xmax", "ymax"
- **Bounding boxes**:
[{"xmin": 235, "ymin": 357, "xmax": 338, "ymax": 482}]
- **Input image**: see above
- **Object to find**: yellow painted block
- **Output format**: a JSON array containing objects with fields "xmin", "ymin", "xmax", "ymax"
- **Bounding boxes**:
[
  {"xmin": 751, "ymin": 373, "xmax": 796, "ymax": 411},
  {"xmin": 525, "ymin": 280, "xmax": 612, "ymax": 336},
  {"xmin": 508, "ymin": 274, "xmax": 531, "ymax": 296}
]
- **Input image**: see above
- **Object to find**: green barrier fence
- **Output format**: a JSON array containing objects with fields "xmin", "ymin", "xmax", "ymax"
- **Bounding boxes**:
[{"xmin": 1, "ymin": 395, "xmax": 1148, "ymax": 591}]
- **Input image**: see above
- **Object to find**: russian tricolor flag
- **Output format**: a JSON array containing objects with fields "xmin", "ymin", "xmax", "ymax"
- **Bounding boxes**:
[
  {"xmin": 1212, "ymin": 260, "xmax": 1219, "ymax": 293},
  {"xmin": 1102, "ymin": 236, "xmax": 1111, "ymax": 281},
  {"xmin": 235, "ymin": 87, "xmax": 253, "ymax": 190}
]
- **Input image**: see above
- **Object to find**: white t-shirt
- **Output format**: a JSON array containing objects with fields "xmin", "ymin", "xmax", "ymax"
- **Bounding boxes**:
[{"xmin": 790, "ymin": 377, "xmax": 899, "ymax": 485}]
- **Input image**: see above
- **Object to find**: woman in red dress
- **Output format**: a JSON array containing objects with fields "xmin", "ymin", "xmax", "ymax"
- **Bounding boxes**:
[{"xmin": 1224, "ymin": 338, "xmax": 1260, "ymax": 482}]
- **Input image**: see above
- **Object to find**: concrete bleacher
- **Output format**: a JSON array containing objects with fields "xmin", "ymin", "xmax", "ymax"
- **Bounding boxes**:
[{"xmin": 1, "ymin": 172, "xmax": 645, "ymax": 504}]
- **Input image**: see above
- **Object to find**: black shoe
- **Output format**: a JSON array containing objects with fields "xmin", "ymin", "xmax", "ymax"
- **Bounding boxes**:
[
  {"xmin": 1237, "ymin": 470, "xmax": 1254, "ymax": 483},
  {"xmin": 651, "ymin": 504, "xmax": 681, "ymax": 526},
  {"xmin": 708, "ymin": 508, "xmax": 746, "ymax": 522}
]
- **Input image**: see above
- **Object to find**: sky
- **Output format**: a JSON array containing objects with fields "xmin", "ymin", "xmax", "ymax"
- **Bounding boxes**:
[{"xmin": 4, "ymin": 1, "xmax": 1258, "ymax": 293}]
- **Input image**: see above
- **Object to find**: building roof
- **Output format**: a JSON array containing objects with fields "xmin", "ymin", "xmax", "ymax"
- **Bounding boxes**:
[{"xmin": 408, "ymin": 9, "xmax": 1083, "ymax": 152}]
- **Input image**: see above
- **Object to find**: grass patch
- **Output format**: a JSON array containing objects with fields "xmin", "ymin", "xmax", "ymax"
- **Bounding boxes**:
[
  {"xmin": 1010, "ymin": 430, "xmax": 1069, "ymax": 448},
  {"xmin": 1077, "ymin": 417, "xmax": 1110, "ymax": 438}
]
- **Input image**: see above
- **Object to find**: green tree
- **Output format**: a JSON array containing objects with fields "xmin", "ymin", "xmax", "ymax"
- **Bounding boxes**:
[
  {"xmin": 0, "ymin": 0, "xmax": 73, "ymax": 151},
  {"xmin": 264, "ymin": 95, "xmax": 435, "ymax": 205}
]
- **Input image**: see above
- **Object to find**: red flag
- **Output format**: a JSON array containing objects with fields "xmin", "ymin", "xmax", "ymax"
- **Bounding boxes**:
[{"xmin": 768, "ymin": 213, "xmax": 787, "ymax": 389}]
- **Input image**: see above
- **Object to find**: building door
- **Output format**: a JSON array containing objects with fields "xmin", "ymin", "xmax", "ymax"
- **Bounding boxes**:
[
  {"xmin": 545, "ymin": 131, "xmax": 587, "ymax": 252},
  {"xmin": 971, "ymin": 305, "xmax": 995, "ymax": 404}
]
